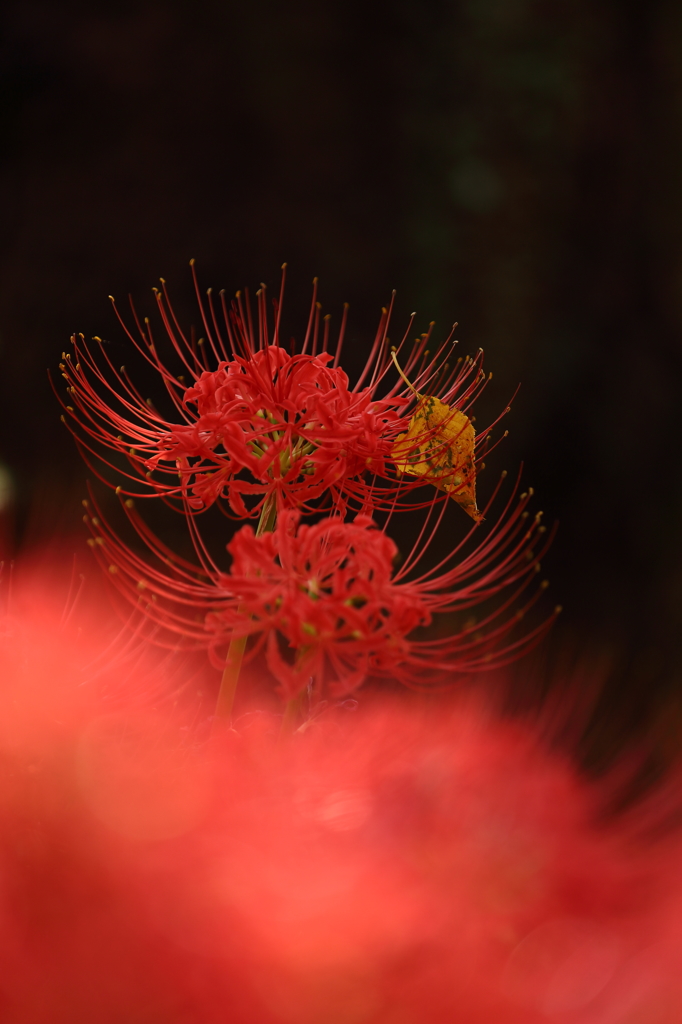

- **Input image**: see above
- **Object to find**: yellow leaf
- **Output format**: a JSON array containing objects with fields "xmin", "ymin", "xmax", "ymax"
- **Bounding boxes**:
[{"xmin": 392, "ymin": 394, "xmax": 482, "ymax": 521}]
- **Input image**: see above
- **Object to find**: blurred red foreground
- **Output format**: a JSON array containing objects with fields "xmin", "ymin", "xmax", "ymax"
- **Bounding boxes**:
[{"xmin": 0, "ymin": 559, "xmax": 680, "ymax": 1023}]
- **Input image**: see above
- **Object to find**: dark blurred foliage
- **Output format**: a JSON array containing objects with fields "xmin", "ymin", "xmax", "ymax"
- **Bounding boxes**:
[{"xmin": 1, "ymin": 0, "xmax": 682, "ymax": 749}]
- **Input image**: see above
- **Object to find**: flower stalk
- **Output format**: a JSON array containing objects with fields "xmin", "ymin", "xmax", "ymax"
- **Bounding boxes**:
[{"xmin": 214, "ymin": 493, "xmax": 277, "ymax": 723}]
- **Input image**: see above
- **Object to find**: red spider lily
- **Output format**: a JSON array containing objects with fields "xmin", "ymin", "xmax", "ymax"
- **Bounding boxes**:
[
  {"xmin": 145, "ymin": 345, "xmax": 403, "ymax": 517},
  {"xmin": 56, "ymin": 265, "xmax": 509, "ymax": 520},
  {"xmin": 1, "ymin": 582, "xmax": 681, "ymax": 1023},
  {"xmin": 83, "ymin": 475, "xmax": 558, "ymax": 701}
]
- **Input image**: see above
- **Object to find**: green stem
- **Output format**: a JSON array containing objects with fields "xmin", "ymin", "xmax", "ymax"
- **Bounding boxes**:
[
  {"xmin": 280, "ymin": 692, "xmax": 304, "ymax": 736},
  {"xmin": 213, "ymin": 495, "xmax": 277, "ymax": 725},
  {"xmin": 214, "ymin": 633, "xmax": 248, "ymax": 722}
]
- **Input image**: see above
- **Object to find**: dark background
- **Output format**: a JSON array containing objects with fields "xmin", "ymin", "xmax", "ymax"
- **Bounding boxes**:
[{"xmin": 2, "ymin": 0, "xmax": 682, "ymax": 752}]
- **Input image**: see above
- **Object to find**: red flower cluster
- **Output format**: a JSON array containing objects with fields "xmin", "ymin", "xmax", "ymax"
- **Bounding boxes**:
[
  {"xmin": 209, "ymin": 512, "xmax": 426, "ymax": 695},
  {"xmin": 146, "ymin": 347, "xmax": 405, "ymax": 516},
  {"xmin": 60, "ymin": 265, "xmax": 551, "ymax": 713},
  {"xmin": 57, "ymin": 267, "xmax": 501, "ymax": 519},
  {"xmin": 85, "ymin": 477, "xmax": 554, "ymax": 700}
]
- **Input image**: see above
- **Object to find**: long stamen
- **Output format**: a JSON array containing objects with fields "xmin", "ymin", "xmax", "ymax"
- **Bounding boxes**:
[{"xmin": 390, "ymin": 348, "xmax": 422, "ymax": 397}]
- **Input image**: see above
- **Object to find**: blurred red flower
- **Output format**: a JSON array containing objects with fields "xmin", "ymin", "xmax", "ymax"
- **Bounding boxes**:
[{"xmin": 0, "ymin": 573, "xmax": 679, "ymax": 1023}]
